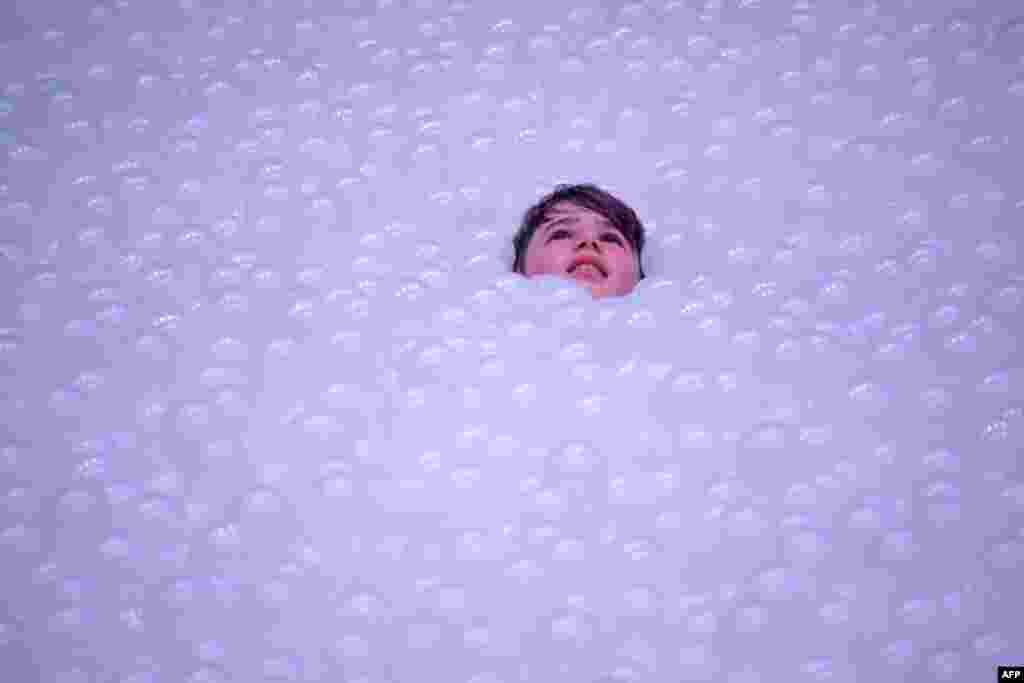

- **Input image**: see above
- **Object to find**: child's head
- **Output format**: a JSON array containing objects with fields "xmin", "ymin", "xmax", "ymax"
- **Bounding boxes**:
[{"xmin": 512, "ymin": 183, "xmax": 646, "ymax": 299}]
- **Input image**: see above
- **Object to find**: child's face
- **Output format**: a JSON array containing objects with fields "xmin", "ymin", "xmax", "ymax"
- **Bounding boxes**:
[{"xmin": 521, "ymin": 201, "xmax": 640, "ymax": 299}]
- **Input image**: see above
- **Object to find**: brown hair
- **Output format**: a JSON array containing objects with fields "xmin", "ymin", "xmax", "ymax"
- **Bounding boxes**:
[{"xmin": 511, "ymin": 183, "xmax": 646, "ymax": 280}]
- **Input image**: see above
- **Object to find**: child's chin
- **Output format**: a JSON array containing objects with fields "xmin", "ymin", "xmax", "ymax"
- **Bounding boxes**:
[
  {"xmin": 568, "ymin": 269, "xmax": 606, "ymax": 285},
  {"xmin": 564, "ymin": 272, "xmax": 601, "ymax": 289}
]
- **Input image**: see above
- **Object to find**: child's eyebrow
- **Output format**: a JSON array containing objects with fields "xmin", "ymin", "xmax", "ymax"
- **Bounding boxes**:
[{"xmin": 541, "ymin": 215, "xmax": 618, "ymax": 234}]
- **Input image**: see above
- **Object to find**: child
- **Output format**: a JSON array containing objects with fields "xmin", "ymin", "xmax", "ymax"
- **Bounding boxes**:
[{"xmin": 511, "ymin": 183, "xmax": 647, "ymax": 299}]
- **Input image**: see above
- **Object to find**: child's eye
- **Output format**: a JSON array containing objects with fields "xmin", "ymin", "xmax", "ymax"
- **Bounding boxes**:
[{"xmin": 548, "ymin": 229, "xmax": 624, "ymax": 245}]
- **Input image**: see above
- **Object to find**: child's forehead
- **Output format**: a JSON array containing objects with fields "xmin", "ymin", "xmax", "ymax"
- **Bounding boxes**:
[{"xmin": 541, "ymin": 201, "xmax": 615, "ymax": 227}]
